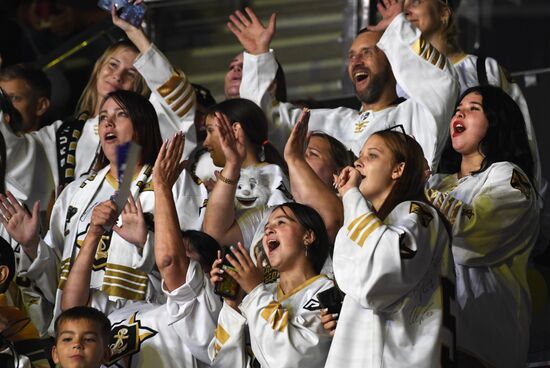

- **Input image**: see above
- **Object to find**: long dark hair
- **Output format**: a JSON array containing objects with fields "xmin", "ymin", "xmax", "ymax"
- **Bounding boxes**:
[
  {"xmin": 272, "ymin": 203, "xmax": 330, "ymax": 274},
  {"xmin": 206, "ymin": 98, "xmax": 287, "ymax": 173},
  {"xmin": 437, "ymin": 85, "xmax": 534, "ymax": 184},
  {"xmin": 94, "ymin": 90, "xmax": 163, "ymax": 171}
]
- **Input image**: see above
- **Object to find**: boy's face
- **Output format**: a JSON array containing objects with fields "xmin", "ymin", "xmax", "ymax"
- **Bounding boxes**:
[{"xmin": 52, "ymin": 319, "xmax": 110, "ymax": 368}]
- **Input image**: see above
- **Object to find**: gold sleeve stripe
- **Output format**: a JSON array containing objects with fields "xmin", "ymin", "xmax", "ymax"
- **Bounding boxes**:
[
  {"xmin": 214, "ymin": 343, "xmax": 222, "ymax": 354},
  {"xmin": 214, "ymin": 325, "xmax": 230, "ymax": 345},
  {"xmin": 347, "ymin": 213, "xmax": 369, "ymax": 231},
  {"xmin": 171, "ymin": 85, "xmax": 194, "ymax": 113},
  {"xmin": 349, "ymin": 214, "xmax": 378, "ymax": 242},
  {"xmin": 164, "ymin": 78, "xmax": 188, "ymax": 105},
  {"xmin": 356, "ymin": 221, "xmax": 382, "ymax": 247},
  {"xmin": 102, "ymin": 276, "xmax": 148, "ymax": 290},
  {"xmin": 441, "ymin": 197, "xmax": 455, "ymax": 216},
  {"xmin": 103, "ymin": 269, "xmax": 149, "ymax": 285},
  {"xmin": 156, "ymin": 70, "xmax": 188, "ymax": 98},
  {"xmin": 413, "ymin": 37, "xmax": 446, "ymax": 70},
  {"xmin": 449, "ymin": 201, "xmax": 462, "ymax": 225},
  {"xmin": 175, "ymin": 93, "xmax": 196, "ymax": 119},
  {"xmin": 261, "ymin": 301, "xmax": 289, "ymax": 332}
]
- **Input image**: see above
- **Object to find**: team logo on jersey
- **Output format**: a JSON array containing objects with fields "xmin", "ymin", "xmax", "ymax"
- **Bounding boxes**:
[
  {"xmin": 303, "ymin": 298, "xmax": 322, "ymax": 311},
  {"xmin": 511, "ymin": 169, "xmax": 531, "ymax": 199},
  {"xmin": 75, "ymin": 224, "xmax": 111, "ymax": 271},
  {"xmin": 409, "ymin": 202, "xmax": 433, "ymax": 227},
  {"xmin": 106, "ymin": 312, "xmax": 157, "ymax": 365}
]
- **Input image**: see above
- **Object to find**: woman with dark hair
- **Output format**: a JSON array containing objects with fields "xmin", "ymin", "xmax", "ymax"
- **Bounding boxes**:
[
  {"xmin": 208, "ymin": 202, "xmax": 333, "ymax": 367},
  {"xmin": 201, "ymin": 99, "xmax": 291, "ymax": 241},
  {"xmin": 204, "ymin": 98, "xmax": 287, "ymax": 173},
  {"xmin": 60, "ymin": 133, "xmax": 220, "ymax": 366},
  {"xmin": 325, "ymin": 129, "xmax": 455, "ymax": 367},
  {"xmin": 427, "ymin": 85, "xmax": 538, "ymax": 367},
  {"xmin": 401, "ymin": 0, "xmax": 542, "ymax": 192},
  {"xmin": 0, "ymin": 91, "xmax": 206, "ymax": 330}
]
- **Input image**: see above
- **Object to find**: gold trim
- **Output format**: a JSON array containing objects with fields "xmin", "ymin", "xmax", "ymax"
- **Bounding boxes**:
[
  {"xmin": 277, "ymin": 274, "xmax": 327, "ymax": 302},
  {"xmin": 214, "ymin": 325, "xmax": 230, "ymax": 345},
  {"xmin": 101, "ymin": 285, "xmax": 146, "ymax": 301},
  {"xmin": 171, "ymin": 85, "xmax": 194, "ymax": 113},
  {"xmin": 260, "ymin": 301, "xmax": 289, "ymax": 332},
  {"xmin": 176, "ymin": 94, "xmax": 196, "ymax": 118},
  {"xmin": 156, "ymin": 71, "xmax": 186, "ymax": 98},
  {"xmin": 356, "ymin": 221, "xmax": 382, "ymax": 247},
  {"xmin": 349, "ymin": 214, "xmax": 378, "ymax": 242}
]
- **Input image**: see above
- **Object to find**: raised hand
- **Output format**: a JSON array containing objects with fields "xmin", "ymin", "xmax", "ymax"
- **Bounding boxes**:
[
  {"xmin": 333, "ymin": 166, "xmax": 362, "ymax": 196},
  {"xmin": 215, "ymin": 112, "xmax": 246, "ymax": 168},
  {"xmin": 284, "ymin": 108, "xmax": 310, "ymax": 163},
  {"xmin": 153, "ymin": 132, "xmax": 187, "ymax": 190},
  {"xmin": 113, "ymin": 196, "xmax": 147, "ymax": 248},
  {"xmin": 227, "ymin": 7, "xmax": 276, "ymax": 55},
  {"xmin": 223, "ymin": 242, "xmax": 264, "ymax": 294},
  {"xmin": 111, "ymin": 3, "xmax": 150, "ymax": 52},
  {"xmin": 368, "ymin": 0, "xmax": 404, "ymax": 32},
  {"xmin": 0, "ymin": 192, "xmax": 40, "ymax": 254}
]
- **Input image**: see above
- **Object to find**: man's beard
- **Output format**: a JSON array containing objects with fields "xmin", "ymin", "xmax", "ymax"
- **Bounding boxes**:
[{"xmin": 354, "ymin": 65, "xmax": 391, "ymax": 104}]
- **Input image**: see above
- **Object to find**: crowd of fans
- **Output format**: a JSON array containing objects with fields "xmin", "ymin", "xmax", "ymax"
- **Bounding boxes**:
[{"xmin": 0, "ymin": 0, "xmax": 547, "ymax": 367}]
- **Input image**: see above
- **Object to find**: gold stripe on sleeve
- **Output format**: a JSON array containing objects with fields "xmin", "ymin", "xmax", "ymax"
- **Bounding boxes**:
[
  {"xmin": 156, "ymin": 70, "xmax": 187, "ymax": 98},
  {"xmin": 215, "ymin": 325, "xmax": 230, "ymax": 345},
  {"xmin": 349, "ymin": 214, "xmax": 377, "ymax": 242},
  {"xmin": 356, "ymin": 221, "xmax": 382, "ymax": 247}
]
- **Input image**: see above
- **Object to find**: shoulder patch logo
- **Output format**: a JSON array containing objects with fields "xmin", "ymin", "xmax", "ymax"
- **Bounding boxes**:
[
  {"xmin": 399, "ymin": 233, "xmax": 417, "ymax": 259},
  {"xmin": 409, "ymin": 202, "xmax": 433, "ymax": 227},
  {"xmin": 510, "ymin": 169, "xmax": 531, "ymax": 199},
  {"xmin": 106, "ymin": 312, "xmax": 158, "ymax": 366},
  {"xmin": 303, "ymin": 298, "xmax": 322, "ymax": 311}
]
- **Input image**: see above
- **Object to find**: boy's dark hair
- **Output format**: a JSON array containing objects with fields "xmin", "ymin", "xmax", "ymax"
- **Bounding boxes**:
[
  {"xmin": 0, "ymin": 237, "xmax": 15, "ymax": 293},
  {"xmin": 0, "ymin": 63, "xmax": 52, "ymax": 99},
  {"xmin": 54, "ymin": 306, "xmax": 111, "ymax": 345}
]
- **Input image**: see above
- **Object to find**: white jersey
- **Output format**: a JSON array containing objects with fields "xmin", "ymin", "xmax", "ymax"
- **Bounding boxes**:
[
  {"xmin": 0, "ymin": 44, "xmax": 197, "ymax": 199},
  {"xmin": 0, "ymin": 176, "xmax": 54, "ymax": 338},
  {"xmin": 17, "ymin": 164, "xmax": 206, "ymax": 334},
  {"xmin": 209, "ymin": 275, "xmax": 333, "ymax": 368},
  {"xmin": 89, "ymin": 261, "xmax": 219, "ymax": 368},
  {"xmin": 326, "ymin": 188, "xmax": 456, "ymax": 368},
  {"xmin": 427, "ymin": 162, "xmax": 538, "ymax": 367},
  {"xmin": 397, "ymin": 53, "xmax": 542, "ymax": 195},
  {"xmin": 240, "ymin": 13, "xmax": 459, "ymax": 170}
]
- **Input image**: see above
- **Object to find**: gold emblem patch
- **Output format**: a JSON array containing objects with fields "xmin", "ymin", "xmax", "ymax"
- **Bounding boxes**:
[{"xmin": 409, "ymin": 202, "xmax": 433, "ymax": 227}]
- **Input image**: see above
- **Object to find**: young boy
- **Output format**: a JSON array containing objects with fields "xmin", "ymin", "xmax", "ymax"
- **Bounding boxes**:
[{"xmin": 52, "ymin": 306, "xmax": 111, "ymax": 368}]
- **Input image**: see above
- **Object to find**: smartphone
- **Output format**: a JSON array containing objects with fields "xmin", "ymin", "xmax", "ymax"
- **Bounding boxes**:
[
  {"xmin": 317, "ymin": 285, "xmax": 345, "ymax": 314},
  {"xmin": 97, "ymin": 0, "xmax": 146, "ymax": 27},
  {"xmin": 214, "ymin": 247, "xmax": 240, "ymax": 300}
]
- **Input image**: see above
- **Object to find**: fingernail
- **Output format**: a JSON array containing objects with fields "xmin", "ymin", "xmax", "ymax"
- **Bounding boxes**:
[{"xmin": 332, "ymin": 313, "xmax": 339, "ymax": 318}]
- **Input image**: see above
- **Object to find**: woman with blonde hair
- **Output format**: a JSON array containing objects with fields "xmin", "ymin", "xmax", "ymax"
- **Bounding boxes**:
[{"xmin": 1, "ymin": 7, "xmax": 196, "ymax": 200}]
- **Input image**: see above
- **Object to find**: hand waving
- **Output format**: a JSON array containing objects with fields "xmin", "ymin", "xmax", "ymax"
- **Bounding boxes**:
[
  {"xmin": 215, "ymin": 112, "xmax": 246, "ymax": 168},
  {"xmin": 284, "ymin": 108, "xmax": 310, "ymax": 163},
  {"xmin": 153, "ymin": 132, "xmax": 187, "ymax": 190},
  {"xmin": 368, "ymin": 0, "xmax": 404, "ymax": 32},
  {"xmin": 113, "ymin": 196, "xmax": 148, "ymax": 248},
  {"xmin": 228, "ymin": 7, "xmax": 276, "ymax": 55},
  {"xmin": 0, "ymin": 192, "xmax": 40, "ymax": 254}
]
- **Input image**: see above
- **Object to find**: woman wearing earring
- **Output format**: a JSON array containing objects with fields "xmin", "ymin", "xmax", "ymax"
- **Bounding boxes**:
[
  {"xmin": 326, "ymin": 128, "xmax": 455, "ymax": 367},
  {"xmin": 208, "ymin": 202, "xmax": 333, "ymax": 368},
  {"xmin": 427, "ymin": 85, "xmax": 538, "ymax": 367}
]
